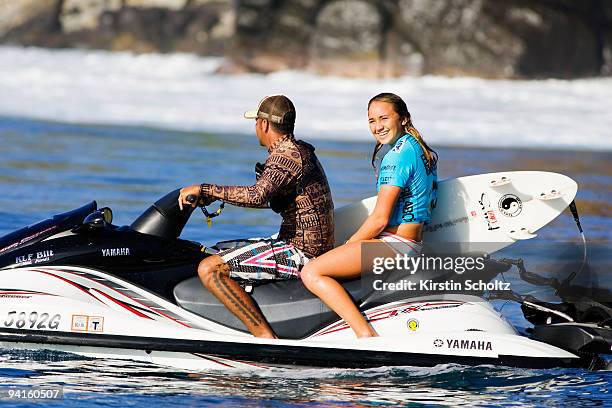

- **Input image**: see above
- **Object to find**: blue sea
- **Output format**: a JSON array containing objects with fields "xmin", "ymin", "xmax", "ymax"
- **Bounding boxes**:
[{"xmin": 0, "ymin": 116, "xmax": 610, "ymax": 406}]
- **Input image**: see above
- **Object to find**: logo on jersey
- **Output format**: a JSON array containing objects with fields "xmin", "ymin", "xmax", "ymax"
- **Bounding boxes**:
[
  {"xmin": 400, "ymin": 187, "xmax": 415, "ymax": 222},
  {"xmin": 391, "ymin": 138, "xmax": 406, "ymax": 153}
]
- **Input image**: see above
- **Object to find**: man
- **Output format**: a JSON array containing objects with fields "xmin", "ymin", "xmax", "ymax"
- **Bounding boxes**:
[{"xmin": 178, "ymin": 95, "xmax": 334, "ymax": 338}]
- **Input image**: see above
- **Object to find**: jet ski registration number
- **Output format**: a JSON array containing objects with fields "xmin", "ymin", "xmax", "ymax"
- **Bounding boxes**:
[{"xmin": 3, "ymin": 311, "xmax": 61, "ymax": 330}]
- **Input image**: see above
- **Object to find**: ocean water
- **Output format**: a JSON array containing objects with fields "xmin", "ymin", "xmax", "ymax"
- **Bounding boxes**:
[
  {"xmin": 0, "ymin": 44, "xmax": 611, "ymax": 406},
  {"xmin": 1, "ymin": 46, "xmax": 612, "ymax": 151},
  {"xmin": 0, "ymin": 115, "xmax": 610, "ymax": 406},
  {"xmin": 0, "ymin": 350, "xmax": 610, "ymax": 407}
]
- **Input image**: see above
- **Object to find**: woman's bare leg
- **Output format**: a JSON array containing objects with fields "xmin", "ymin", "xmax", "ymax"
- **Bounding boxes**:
[{"xmin": 301, "ymin": 242, "xmax": 378, "ymax": 338}]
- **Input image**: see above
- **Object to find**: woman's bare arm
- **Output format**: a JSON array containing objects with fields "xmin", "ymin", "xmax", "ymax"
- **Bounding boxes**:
[{"xmin": 346, "ymin": 185, "xmax": 400, "ymax": 243}]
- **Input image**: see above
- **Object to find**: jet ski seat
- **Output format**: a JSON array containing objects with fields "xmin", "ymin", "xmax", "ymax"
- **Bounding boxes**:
[
  {"xmin": 173, "ymin": 274, "xmax": 379, "ymax": 339},
  {"xmin": 174, "ymin": 256, "xmax": 511, "ymax": 339}
]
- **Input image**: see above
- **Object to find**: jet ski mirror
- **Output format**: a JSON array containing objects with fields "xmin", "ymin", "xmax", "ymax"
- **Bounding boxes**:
[
  {"xmin": 101, "ymin": 207, "xmax": 113, "ymax": 224},
  {"xmin": 82, "ymin": 207, "xmax": 113, "ymax": 229}
]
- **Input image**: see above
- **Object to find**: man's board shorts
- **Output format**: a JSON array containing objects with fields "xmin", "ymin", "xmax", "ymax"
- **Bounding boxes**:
[
  {"xmin": 377, "ymin": 231, "xmax": 423, "ymax": 256},
  {"xmin": 215, "ymin": 238, "xmax": 310, "ymax": 282}
]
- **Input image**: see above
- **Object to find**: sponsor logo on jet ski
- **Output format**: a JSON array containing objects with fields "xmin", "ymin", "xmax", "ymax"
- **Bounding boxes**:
[
  {"xmin": 3, "ymin": 310, "xmax": 61, "ymax": 330},
  {"xmin": 101, "ymin": 248, "xmax": 130, "ymax": 257},
  {"xmin": 433, "ymin": 338, "xmax": 493, "ymax": 351},
  {"xmin": 0, "ymin": 226, "xmax": 57, "ymax": 255},
  {"xmin": 0, "ymin": 290, "xmax": 55, "ymax": 299},
  {"xmin": 498, "ymin": 194, "xmax": 522, "ymax": 217},
  {"xmin": 407, "ymin": 318, "xmax": 419, "ymax": 331},
  {"xmin": 71, "ymin": 315, "xmax": 104, "ymax": 333},
  {"xmin": 447, "ymin": 339, "xmax": 493, "ymax": 351},
  {"xmin": 15, "ymin": 250, "xmax": 54, "ymax": 266}
]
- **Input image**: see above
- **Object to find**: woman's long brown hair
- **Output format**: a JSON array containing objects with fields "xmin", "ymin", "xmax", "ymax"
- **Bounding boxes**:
[{"xmin": 368, "ymin": 93, "xmax": 438, "ymax": 172}]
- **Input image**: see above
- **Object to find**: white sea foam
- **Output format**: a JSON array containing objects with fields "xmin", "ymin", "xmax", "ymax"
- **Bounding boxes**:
[{"xmin": 0, "ymin": 46, "xmax": 610, "ymax": 151}]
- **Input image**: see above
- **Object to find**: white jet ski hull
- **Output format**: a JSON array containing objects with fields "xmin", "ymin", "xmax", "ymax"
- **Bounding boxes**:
[{"xmin": 0, "ymin": 266, "xmax": 580, "ymax": 371}]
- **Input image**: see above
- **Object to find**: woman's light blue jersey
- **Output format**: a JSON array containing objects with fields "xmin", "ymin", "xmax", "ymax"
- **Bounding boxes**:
[{"xmin": 376, "ymin": 134, "xmax": 437, "ymax": 225}]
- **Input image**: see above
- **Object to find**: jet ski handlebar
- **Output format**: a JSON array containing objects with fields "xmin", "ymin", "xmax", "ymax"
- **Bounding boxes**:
[
  {"xmin": 130, "ymin": 189, "xmax": 196, "ymax": 239},
  {"xmin": 130, "ymin": 189, "xmax": 225, "ymax": 239}
]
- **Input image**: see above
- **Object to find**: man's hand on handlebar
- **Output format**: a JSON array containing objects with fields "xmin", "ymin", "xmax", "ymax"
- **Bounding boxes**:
[
  {"xmin": 178, "ymin": 185, "xmax": 199, "ymax": 210},
  {"xmin": 178, "ymin": 185, "xmax": 215, "ymax": 210}
]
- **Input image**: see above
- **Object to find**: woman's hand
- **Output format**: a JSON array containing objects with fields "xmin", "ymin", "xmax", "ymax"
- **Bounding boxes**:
[
  {"xmin": 346, "ymin": 186, "xmax": 400, "ymax": 242},
  {"xmin": 178, "ymin": 184, "xmax": 201, "ymax": 210}
]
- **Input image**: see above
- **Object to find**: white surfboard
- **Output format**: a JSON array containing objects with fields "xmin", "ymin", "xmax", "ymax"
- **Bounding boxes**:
[{"xmin": 333, "ymin": 171, "xmax": 578, "ymax": 255}]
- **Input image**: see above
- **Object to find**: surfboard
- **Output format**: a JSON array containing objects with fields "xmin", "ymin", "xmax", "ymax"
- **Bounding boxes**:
[{"xmin": 333, "ymin": 171, "xmax": 578, "ymax": 255}]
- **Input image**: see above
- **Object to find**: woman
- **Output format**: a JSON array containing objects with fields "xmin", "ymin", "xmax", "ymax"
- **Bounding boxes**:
[{"xmin": 300, "ymin": 92, "xmax": 438, "ymax": 338}]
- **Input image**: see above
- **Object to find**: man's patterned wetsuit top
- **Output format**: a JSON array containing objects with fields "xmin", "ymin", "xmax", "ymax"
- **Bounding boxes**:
[{"xmin": 200, "ymin": 134, "xmax": 334, "ymax": 259}]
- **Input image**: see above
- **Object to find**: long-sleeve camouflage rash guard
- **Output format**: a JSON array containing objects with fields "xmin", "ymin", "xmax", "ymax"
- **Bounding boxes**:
[{"xmin": 200, "ymin": 135, "xmax": 334, "ymax": 259}]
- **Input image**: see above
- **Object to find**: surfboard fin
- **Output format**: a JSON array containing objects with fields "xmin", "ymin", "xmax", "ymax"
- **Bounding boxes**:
[
  {"xmin": 507, "ymin": 227, "xmax": 537, "ymax": 240},
  {"xmin": 537, "ymin": 189, "xmax": 563, "ymax": 200},
  {"xmin": 489, "ymin": 176, "xmax": 511, "ymax": 187}
]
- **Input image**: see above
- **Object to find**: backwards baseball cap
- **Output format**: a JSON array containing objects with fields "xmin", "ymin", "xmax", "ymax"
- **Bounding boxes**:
[{"xmin": 244, "ymin": 95, "xmax": 296, "ymax": 125}]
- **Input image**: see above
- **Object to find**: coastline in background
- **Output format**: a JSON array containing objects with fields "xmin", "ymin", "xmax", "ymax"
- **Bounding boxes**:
[
  {"xmin": 1, "ymin": 0, "xmax": 611, "ymax": 79},
  {"xmin": 1, "ymin": 46, "xmax": 612, "ymax": 151}
]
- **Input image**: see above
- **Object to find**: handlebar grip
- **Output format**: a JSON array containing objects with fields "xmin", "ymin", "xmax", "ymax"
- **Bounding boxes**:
[{"xmin": 186, "ymin": 195, "xmax": 197, "ymax": 204}]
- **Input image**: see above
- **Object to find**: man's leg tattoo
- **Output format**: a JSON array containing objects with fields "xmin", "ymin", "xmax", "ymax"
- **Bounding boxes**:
[{"xmin": 211, "ymin": 263, "xmax": 264, "ymax": 327}]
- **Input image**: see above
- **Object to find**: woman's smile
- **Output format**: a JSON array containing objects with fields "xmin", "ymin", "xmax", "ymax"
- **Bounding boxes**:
[{"xmin": 368, "ymin": 101, "xmax": 404, "ymax": 145}]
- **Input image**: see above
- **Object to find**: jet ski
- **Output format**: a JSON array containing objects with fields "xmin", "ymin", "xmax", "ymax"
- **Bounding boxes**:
[{"xmin": 0, "ymin": 189, "xmax": 609, "ymax": 371}]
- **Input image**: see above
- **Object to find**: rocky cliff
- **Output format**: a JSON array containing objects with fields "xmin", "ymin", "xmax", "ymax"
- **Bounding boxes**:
[{"xmin": 1, "ymin": 0, "xmax": 610, "ymax": 78}]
